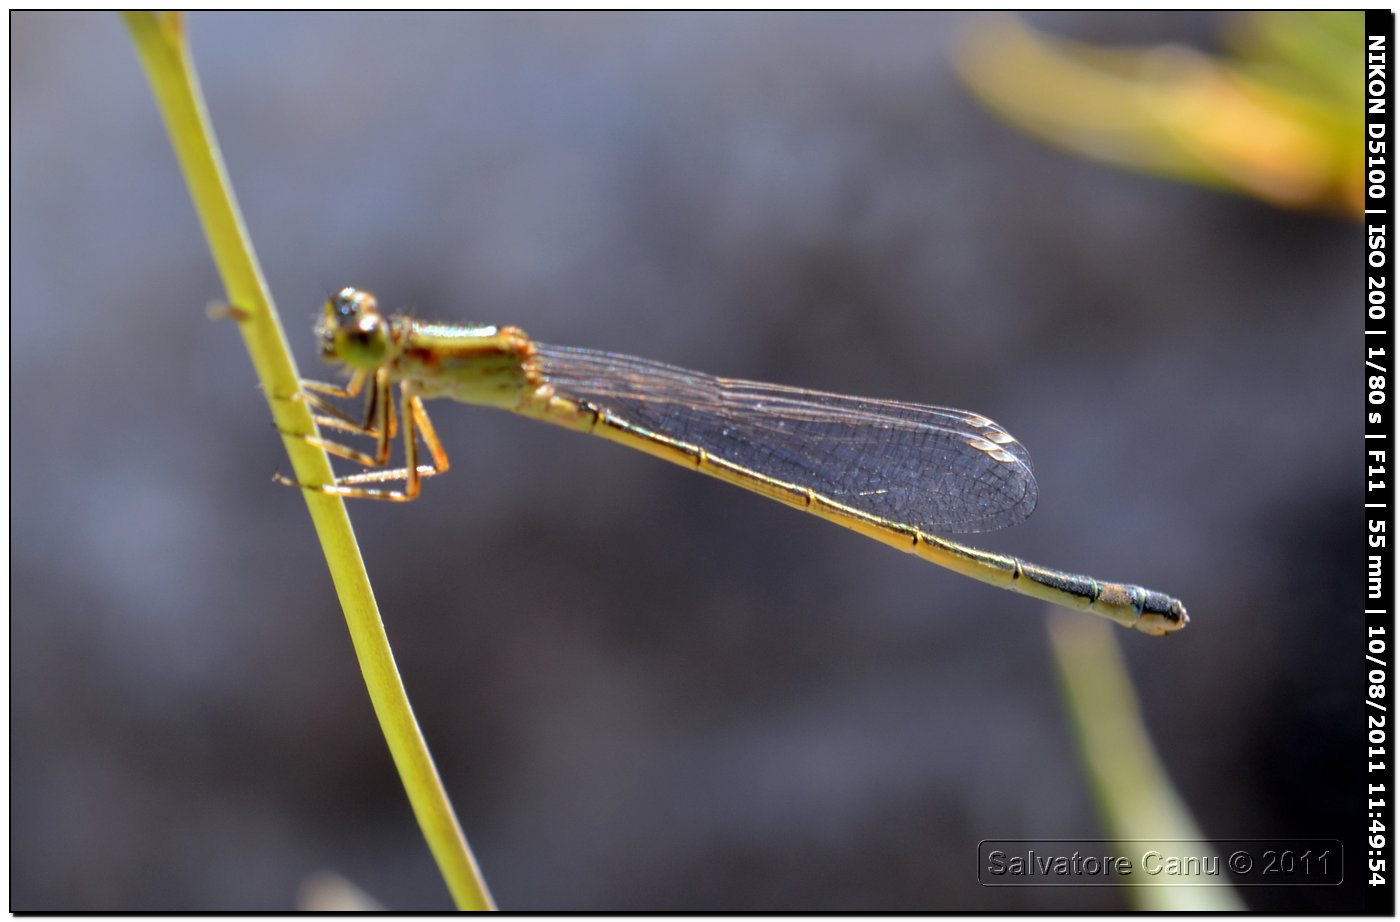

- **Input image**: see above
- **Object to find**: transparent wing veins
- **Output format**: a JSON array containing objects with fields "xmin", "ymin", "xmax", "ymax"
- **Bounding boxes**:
[{"xmin": 534, "ymin": 344, "xmax": 1038, "ymax": 534}]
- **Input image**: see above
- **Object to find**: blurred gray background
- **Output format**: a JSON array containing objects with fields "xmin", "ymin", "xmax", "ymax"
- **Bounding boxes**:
[{"xmin": 13, "ymin": 11, "xmax": 1361, "ymax": 910}]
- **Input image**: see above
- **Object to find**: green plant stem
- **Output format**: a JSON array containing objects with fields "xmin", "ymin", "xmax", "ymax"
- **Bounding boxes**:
[
  {"xmin": 122, "ymin": 12, "xmax": 494, "ymax": 910},
  {"xmin": 1048, "ymin": 614, "xmax": 1241, "ymax": 911}
]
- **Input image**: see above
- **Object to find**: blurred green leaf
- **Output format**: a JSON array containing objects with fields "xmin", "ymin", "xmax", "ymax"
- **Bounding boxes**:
[{"xmin": 956, "ymin": 13, "xmax": 1363, "ymax": 217}]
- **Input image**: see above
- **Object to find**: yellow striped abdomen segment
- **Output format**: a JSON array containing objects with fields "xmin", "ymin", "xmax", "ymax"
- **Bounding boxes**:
[
  {"xmin": 522, "ymin": 393, "xmax": 1186, "ymax": 636},
  {"xmin": 909, "ymin": 533, "xmax": 1187, "ymax": 635}
]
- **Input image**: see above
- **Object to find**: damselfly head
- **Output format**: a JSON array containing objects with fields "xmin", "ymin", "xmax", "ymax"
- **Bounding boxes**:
[{"xmin": 318, "ymin": 286, "xmax": 391, "ymax": 369}]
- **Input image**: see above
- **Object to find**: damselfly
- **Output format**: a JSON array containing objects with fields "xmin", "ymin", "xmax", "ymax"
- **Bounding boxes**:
[{"xmin": 277, "ymin": 288, "xmax": 1188, "ymax": 636}]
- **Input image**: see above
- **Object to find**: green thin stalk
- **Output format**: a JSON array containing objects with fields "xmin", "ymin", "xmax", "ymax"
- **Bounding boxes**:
[
  {"xmin": 122, "ymin": 12, "xmax": 494, "ymax": 910},
  {"xmin": 1048, "ymin": 614, "xmax": 1241, "ymax": 911}
]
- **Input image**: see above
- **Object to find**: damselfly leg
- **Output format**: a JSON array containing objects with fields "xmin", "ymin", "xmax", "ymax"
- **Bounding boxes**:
[{"xmin": 276, "ymin": 373, "xmax": 450, "ymax": 502}]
